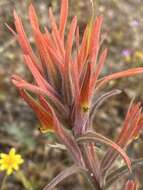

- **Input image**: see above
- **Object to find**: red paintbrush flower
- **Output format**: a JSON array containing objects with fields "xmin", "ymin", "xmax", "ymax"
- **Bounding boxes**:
[
  {"xmin": 10, "ymin": 0, "xmax": 143, "ymax": 189},
  {"xmin": 11, "ymin": 0, "xmax": 143, "ymax": 135},
  {"xmin": 125, "ymin": 179, "xmax": 138, "ymax": 190}
]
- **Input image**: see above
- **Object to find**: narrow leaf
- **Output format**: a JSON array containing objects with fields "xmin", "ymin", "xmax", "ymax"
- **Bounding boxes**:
[
  {"xmin": 59, "ymin": 0, "xmax": 68, "ymax": 40},
  {"xmin": 49, "ymin": 8, "xmax": 65, "ymax": 58},
  {"xmin": 43, "ymin": 165, "xmax": 83, "ymax": 190},
  {"xmin": 89, "ymin": 16, "xmax": 103, "ymax": 64},
  {"xmin": 20, "ymin": 90, "xmax": 54, "ymax": 132},
  {"xmin": 65, "ymin": 16, "xmax": 77, "ymax": 70},
  {"xmin": 23, "ymin": 55, "xmax": 57, "ymax": 94},
  {"xmin": 31, "ymin": 28, "xmax": 57, "ymax": 86},
  {"xmin": 77, "ymin": 131, "xmax": 132, "ymax": 174},
  {"xmin": 96, "ymin": 67, "xmax": 143, "ymax": 91},
  {"xmin": 92, "ymin": 48, "xmax": 108, "ymax": 83},
  {"xmin": 77, "ymin": 26, "xmax": 88, "ymax": 74},
  {"xmin": 13, "ymin": 11, "xmax": 42, "ymax": 73},
  {"xmin": 90, "ymin": 89, "xmax": 121, "ymax": 121},
  {"xmin": 29, "ymin": 4, "xmax": 39, "ymax": 29},
  {"xmin": 106, "ymin": 158, "xmax": 143, "ymax": 188},
  {"xmin": 101, "ymin": 103, "xmax": 142, "ymax": 177},
  {"xmin": 11, "ymin": 74, "xmax": 68, "ymax": 118}
]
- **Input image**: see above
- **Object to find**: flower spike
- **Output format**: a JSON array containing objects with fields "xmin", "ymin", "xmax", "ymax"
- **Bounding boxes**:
[{"xmin": 10, "ymin": 0, "xmax": 143, "ymax": 189}]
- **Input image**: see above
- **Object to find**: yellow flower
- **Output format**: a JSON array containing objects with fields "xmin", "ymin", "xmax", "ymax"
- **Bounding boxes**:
[
  {"xmin": 124, "ymin": 55, "xmax": 131, "ymax": 62},
  {"xmin": 134, "ymin": 51, "xmax": 143, "ymax": 60},
  {"xmin": 0, "ymin": 148, "xmax": 24, "ymax": 175}
]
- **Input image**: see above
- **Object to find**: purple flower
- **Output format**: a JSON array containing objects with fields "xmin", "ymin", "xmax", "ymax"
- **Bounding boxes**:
[
  {"xmin": 130, "ymin": 20, "xmax": 139, "ymax": 27},
  {"xmin": 122, "ymin": 49, "xmax": 131, "ymax": 57}
]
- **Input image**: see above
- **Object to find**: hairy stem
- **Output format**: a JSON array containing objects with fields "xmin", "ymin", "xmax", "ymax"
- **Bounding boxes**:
[
  {"xmin": 79, "ymin": 144, "xmax": 102, "ymax": 190},
  {"xmin": 85, "ymin": 172, "xmax": 102, "ymax": 190}
]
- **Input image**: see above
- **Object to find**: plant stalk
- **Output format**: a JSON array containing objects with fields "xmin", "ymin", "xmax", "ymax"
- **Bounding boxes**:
[
  {"xmin": 79, "ymin": 144, "xmax": 102, "ymax": 190},
  {"xmin": 84, "ymin": 171, "xmax": 102, "ymax": 190},
  {"xmin": 0, "ymin": 173, "xmax": 7, "ymax": 190}
]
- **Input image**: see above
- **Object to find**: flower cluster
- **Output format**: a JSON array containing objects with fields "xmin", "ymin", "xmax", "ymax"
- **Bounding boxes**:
[
  {"xmin": 122, "ymin": 49, "xmax": 143, "ymax": 63},
  {"xmin": 10, "ymin": 0, "xmax": 143, "ymax": 189}
]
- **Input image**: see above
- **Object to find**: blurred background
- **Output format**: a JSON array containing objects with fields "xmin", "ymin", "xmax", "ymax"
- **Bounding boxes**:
[{"xmin": 0, "ymin": 0, "xmax": 143, "ymax": 189}]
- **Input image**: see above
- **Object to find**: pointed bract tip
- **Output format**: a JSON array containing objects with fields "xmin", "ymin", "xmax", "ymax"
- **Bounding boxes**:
[
  {"xmin": 29, "ymin": 4, "xmax": 35, "ymax": 11},
  {"xmin": 13, "ymin": 10, "xmax": 18, "ymax": 20},
  {"xmin": 28, "ymin": 4, "xmax": 35, "ymax": 15}
]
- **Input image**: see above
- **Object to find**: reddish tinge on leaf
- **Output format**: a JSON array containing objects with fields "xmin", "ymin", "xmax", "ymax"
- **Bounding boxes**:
[
  {"xmin": 9, "ymin": 0, "xmax": 143, "ymax": 189},
  {"xmin": 20, "ymin": 90, "xmax": 54, "ymax": 133},
  {"xmin": 11, "ymin": 0, "xmax": 143, "ymax": 134},
  {"xmin": 100, "ymin": 102, "xmax": 143, "ymax": 182},
  {"xmin": 125, "ymin": 180, "xmax": 138, "ymax": 190}
]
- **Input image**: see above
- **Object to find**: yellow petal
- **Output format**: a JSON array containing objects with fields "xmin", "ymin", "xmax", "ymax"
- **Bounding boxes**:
[
  {"xmin": 0, "ymin": 153, "xmax": 7, "ymax": 159},
  {"xmin": 0, "ymin": 159, "xmax": 4, "ymax": 164},
  {"xmin": 9, "ymin": 148, "xmax": 16, "ymax": 156},
  {"xmin": 0, "ymin": 165, "xmax": 6, "ymax": 171},
  {"xmin": 15, "ymin": 155, "xmax": 24, "ymax": 164},
  {"xmin": 7, "ymin": 168, "xmax": 13, "ymax": 175},
  {"xmin": 13, "ymin": 165, "xmax": 19, "ymax": 170}
]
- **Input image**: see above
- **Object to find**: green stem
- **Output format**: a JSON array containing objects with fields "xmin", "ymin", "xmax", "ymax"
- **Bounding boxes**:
[
  {"xmin": 14, "ymin": 170, "xmax": 33, "ymax": 190},
  {"xmin": 0, "ymin": 173, "xmax": 8, "ymax": 190}
]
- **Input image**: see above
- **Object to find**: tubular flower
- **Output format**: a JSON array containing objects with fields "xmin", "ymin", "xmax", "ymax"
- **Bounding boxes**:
[
  {"xmin": 0, "ymin": 148, "xmax": 24, "ymax": 175},
  {"xmin": 11, "ymin": 0, "xmax": 143, "ymax": 135},
  {"xmin": 125, "ymin": 180, "xmax": 138, "ymax": 190},
  {"xmin": 10, "ymin": 0, "xmax": 143, "ymax": 189}
]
